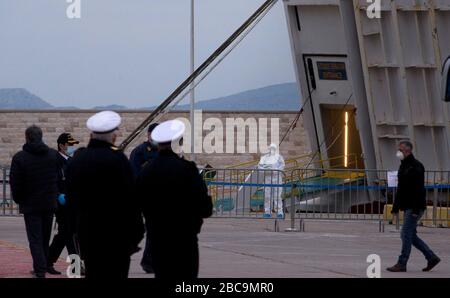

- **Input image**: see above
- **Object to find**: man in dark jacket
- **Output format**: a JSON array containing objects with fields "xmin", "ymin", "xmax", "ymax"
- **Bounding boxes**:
[
  {"xmin": 66, "ymin": 111, "xmax": 144, "ymax": 278},
  {"xmin": 10, "ymin": 125, "xmax": 59, "ymax": 278},
  {"xmin": 129, "ymin": 123, "xmax": 159, "ymax": 274},
  {"xmin": 387, "ymin": 140, "xmax": 440, "ymax": 272},
  {"xmin": 130, "ymin": 123, "xmax": 159, "ymax": 177},
  {"xmin": 47, "ymin": 133, "xmax": 80, "ymax": 274},
  {"xmin": 136, "ymin": 119, "xmax": 213, "ymax": 279}
]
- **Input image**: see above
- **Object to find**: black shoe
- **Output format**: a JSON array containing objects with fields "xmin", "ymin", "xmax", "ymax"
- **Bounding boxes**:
[
  {"xmin": 423, "ymin": 257, "xmax": 441, "ymax": 272},
  {"xmin": 47, "ymin": 266, "xmax": 62, "ymax": 275},
  {"xmin": 80, "ymin": 263, "xmax": 86, "ymax": 276},
  {"xmin": 141, "ymin": 265, "xmax": 154, "ymax": 274},
  {"xmin": 30, "ymin": 271, "xmax": 46, "ymax": 278},
  {"xmin": 386, "ymin": 263, "xmax": 407, "ymax": 272}
]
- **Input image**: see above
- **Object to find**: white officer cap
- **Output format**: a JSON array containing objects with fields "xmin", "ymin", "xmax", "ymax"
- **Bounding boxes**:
[
  {"xmin": 86, "ymin": 111, "xmax": 122, "ymax": 133},
  {"xmin": 151, "ymin": 119, "xmax": 185, "ymax": 144}
]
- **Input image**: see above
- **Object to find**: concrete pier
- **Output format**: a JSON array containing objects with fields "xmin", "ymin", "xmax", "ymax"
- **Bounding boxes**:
[{"xmin": 1, "ymin": 217, "xmax": 449, "ymax": 278}]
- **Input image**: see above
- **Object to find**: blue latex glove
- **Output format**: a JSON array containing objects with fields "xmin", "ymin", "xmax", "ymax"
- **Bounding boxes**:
[{"xmin": 58, "ymin": 194, "xmax": 66, "ymax": 205}]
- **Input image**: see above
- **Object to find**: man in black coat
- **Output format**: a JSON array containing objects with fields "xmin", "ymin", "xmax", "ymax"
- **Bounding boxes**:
[
  {"xmin": 66, "ymin": 111, "xmax": 144, "ymax": 278},
  {"xmin": 47, "ymin": 133, "xmax": 80, "ymax": 275},
  {"xmin": 136, "ymin": 119, "xmax": 213, "ymax": 279},
  {"xmin": 129, "ymin": 123, "xmax": 159, "ymax": 177},
  {"xmin": 387, "ymin": 140, "xmax": 440, "ymax": 272},
  {"xmin": 129, "ymin": 123, "xmax": 159, "ymax": 274},
  {"xmin": 10, "ymin": 125, "xmax": 59, "ymax": 278}
]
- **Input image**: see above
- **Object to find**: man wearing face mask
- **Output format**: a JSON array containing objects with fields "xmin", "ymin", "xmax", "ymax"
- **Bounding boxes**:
[
  {"xmin": 47, "ymin": 133, "xmax": 80, "ymax": 274},
  {"xmin": 387, "ymin": 140, "xmax": 441, "ymax": 272}
]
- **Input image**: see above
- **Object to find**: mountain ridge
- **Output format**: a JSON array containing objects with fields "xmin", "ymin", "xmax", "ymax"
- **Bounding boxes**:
[
  {"xmin": 0, "ymin": 88, "xmax": 53, "ymax": 109},
  {"xmin": 148, "ymin": 82, "xmax": 301, "ymax": 111},
  {"xmin": 0, "ymin": 83, "xmax": 301, "ymax": 111}
]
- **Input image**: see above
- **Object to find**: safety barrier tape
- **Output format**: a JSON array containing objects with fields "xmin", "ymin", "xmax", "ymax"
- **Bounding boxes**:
[{"xmin": 206, "ymin": 181, "xmax": 450, "ymax": 190}]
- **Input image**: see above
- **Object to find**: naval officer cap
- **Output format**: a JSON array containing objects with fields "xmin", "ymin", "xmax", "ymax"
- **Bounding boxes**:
[
  {"xmin": 151, "ymin": 119, "xmax": 185, "ymax": 144},
  {"xmin": 86, "ymin": 111, "xmax": 122, "ymax": 133}
]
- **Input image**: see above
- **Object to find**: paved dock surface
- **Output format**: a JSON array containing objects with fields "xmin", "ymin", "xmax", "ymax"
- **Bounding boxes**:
[{"xmin": 1, "ymin": 216, "xmax": 449, "ymax": 278}]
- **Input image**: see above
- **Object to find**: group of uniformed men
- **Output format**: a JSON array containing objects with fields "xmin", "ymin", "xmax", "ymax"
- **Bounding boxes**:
[{"xmin": 10, "ymin": 111, "xmax": 213, "ymax": 278}]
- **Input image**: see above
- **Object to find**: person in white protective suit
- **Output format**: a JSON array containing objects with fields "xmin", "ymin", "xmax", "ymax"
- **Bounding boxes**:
[{"xmin": 258, "ymin": 143, "xmax": 285, "ymax": 219}]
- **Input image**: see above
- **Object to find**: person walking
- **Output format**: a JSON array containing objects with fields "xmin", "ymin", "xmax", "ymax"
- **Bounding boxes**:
[
  {"xmin": 387, "ymin": 140, "xmax": 441, "ymax": 272},
  {"xmin": 10, "ymin": 125, "xmax": 60, "ymax": 278}
]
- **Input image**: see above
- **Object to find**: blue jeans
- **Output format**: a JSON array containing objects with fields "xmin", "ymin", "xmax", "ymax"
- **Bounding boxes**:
[{"xmin": 398, "ymin": 209, "xmax": 436, "ymax": 266}]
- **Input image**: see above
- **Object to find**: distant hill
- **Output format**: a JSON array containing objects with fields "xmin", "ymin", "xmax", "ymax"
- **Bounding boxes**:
[
  {"xmin": 0, "ymin": 83, "xmax": 301, "ymax": 111},
  {"xmin": 93, "ymin": 104, "xmax": 128, "ymax": 110},
  {"xmin": 0, "ymin": 88, "xmax": 53, "ymax": 109},
  {"xmin": 142, "ymin": 82, "xmax": 301, "ymax": 111},
  {"xmin": 57, "ymin": 106, "xmax": 80, "ymax": 110},
  {"xmin": 174, "ymin": 82, "xmax": 301, "ymax": 111}
]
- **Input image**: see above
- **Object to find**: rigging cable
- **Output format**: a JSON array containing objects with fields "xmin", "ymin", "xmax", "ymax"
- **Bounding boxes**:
[
  {"xmin": 279, "ymin": 90, "xmax": 314, "ymax": 146},
  {"xmin": 119, "ymin": 0, "xmax": 279, "ymax": 150}
]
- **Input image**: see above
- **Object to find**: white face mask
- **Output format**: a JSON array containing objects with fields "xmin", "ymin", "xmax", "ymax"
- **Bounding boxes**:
[{"xmin": 396, "ymin": 150, "xmax": 405, "ymax": 161}]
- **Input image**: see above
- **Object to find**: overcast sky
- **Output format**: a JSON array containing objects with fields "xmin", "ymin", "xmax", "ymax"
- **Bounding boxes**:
[{"xmin": 0, "ymin": 0, "xmax": 296, "ymax": 108}]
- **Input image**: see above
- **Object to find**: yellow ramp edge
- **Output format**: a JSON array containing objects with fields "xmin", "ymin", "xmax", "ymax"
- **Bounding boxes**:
[{"xmin": 383, "ymin": 204, "xmax": 450, "ymax": 227}]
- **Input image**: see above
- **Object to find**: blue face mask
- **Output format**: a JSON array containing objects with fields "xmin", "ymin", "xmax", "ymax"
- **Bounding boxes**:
[{"xmin": 67, "ymin": 146, "xmax": 76, "ymax": 157}]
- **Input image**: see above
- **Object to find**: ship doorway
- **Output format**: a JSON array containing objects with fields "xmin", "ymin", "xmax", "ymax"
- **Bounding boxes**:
[
  {"xmin": 320, "ymin": 105, "xmax": 364, "ymax": 169},
  {"xmin": 303, "ymin": 55, "xmax": 363, "ymax": 169}
]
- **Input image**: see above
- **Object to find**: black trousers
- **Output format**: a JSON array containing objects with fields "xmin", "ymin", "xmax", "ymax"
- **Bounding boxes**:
[
  {"xmin": 152, "ymin": 237, "xmax": 199, "ymax": 279},
  {"xmin": 84, "ymin": 254, "xmax": 131, "ymax": 279},
  {"xmin": 24, "ymin": 212, "xmax": 54, "ymax": 274},
  {"xmin": 140, "ymin": 233, "xmax": 153, "ymax": 270},
  {"xmin": 48, "ymin": 209, "xmax": 77, "ymax": 266}
]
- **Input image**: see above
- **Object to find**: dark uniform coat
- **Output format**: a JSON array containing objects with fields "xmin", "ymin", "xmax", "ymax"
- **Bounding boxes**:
[
  {"xmin": 66, "ymin": 139, "xmax": 144, "ymax": 278},
  {"xmin": 393, "ymin": 154, "xmax": 427, "ymax": 215},
  {"xmin": 129, "ymin": 141, "xmax": 159, "ymax": 271},
  {"xmin": 136, "ymin": 149, "xmax": 213, "ymax": 279},
  {"xmin": 129, "ymin": 141, "xmax": 158, "ymax": 177}
]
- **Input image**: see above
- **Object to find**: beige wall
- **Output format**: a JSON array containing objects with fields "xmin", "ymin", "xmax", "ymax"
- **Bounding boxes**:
[{"xmin": 0, "ymin": 110, "xmax": 311, "ymax": 168}]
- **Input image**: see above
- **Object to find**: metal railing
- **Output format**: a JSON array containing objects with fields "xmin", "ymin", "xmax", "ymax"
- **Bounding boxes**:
[
  {"xmin": 202, "ymin": 167, "xmax": 450, "ymax": 232},
  {"xmin": 287, "ymin": 168, "xmax": 450, "ymax": 230},
  {"xmin": 285, "ymin": 168, "xmax": 382, "ymax": 220},
  {"xmin": 202, "ymin": 168, "xmax": 286, "ymax": 219},
  {"xmin": 3, "ymin": 164, "xmax": 449, "ymax": 232},
  {"xmin": 0, "ymin": 166, "xmax": 19, "ymax": 216}
]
